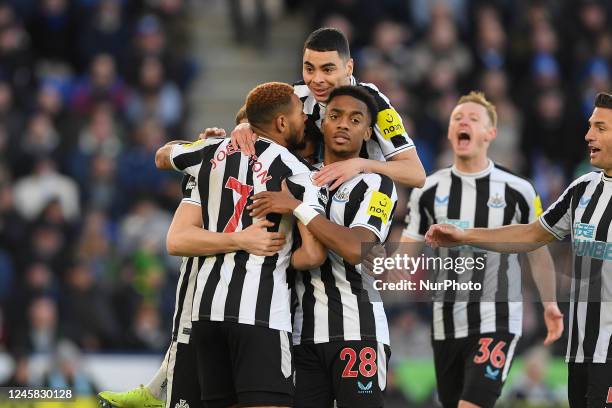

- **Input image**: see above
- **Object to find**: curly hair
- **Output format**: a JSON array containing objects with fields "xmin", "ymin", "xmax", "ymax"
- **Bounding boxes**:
[
  {"xmin": 457, "ymin": 91, "xmax": 497, "ymax": 128},
  {"xmin": 245, "ymin": 82, "xmax": 295, "ymax": 126}
]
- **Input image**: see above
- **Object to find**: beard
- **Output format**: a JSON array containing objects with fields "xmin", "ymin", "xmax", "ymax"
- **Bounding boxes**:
[{"xmin": 286, "ymin": 126, "xmax": 306, "ymax": 152}]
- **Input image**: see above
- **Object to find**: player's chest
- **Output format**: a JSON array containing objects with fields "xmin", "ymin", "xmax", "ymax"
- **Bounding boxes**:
[{"xmin": 431, "ymin": 178, "xmax": 514, "ymax": 228}]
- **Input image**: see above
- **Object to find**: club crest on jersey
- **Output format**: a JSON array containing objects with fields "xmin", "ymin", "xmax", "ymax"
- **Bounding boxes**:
[
  {"xmin": 578, "ymin": 196, "xmax": 591, "ymax": 208},
  {"xmin": 367, "ymin": 191, "xmax": 391, "ymax": 223},
  {"xmin": 487, "ymin": 193, "xmax": 506, "ymax": 209},
  {"xmin": 357, "ymin": 381, "xmax": 373, "ymax": 394},
  {"xmin": 435, "ymin": 195, "xmax": 449, "ymax": 206},
  {"xmin": 333, "ymin": 187, "xmax": 350, "ymax": 203},
  {"xmin": 175, "ymin": 399, "xmax": 190, "ymax": 408},
  {"xmin": 484, "ymin": 365, "xmax": 500, "ymax": 380},
  {"xmin": 377, "ymin": 108, "xmax": 404, "ymax": 140}
]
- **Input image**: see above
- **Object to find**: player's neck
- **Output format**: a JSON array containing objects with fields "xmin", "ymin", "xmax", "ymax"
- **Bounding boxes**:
[
  {"xmin": 323, "ymin": 150, "xmax": 358, "ymax": 166},
  {"xmin": 453, "ymin": 156, "xmax": 490, "ymax": 174}
]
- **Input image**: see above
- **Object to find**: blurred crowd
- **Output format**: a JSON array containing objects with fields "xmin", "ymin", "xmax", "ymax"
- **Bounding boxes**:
[{"xmin": 0, "ymin": 0, "xmax": 198, "ymax": 386}]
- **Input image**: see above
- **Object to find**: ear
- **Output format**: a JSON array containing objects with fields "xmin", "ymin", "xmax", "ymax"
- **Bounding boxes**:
[
  {"xmin": 485, "ymin": 126, "xmax": 497, "ymax": 143},
  {"xmin": 275, "ymin": 114, "xmax": 287, "ymax": 133},
  {"xmin": 364, "ymin": 125, "xmax": 372, "ymax": 142},
  {"xmin": 346, "ymin": 58, "xmax": 354, "ymax": 77}
]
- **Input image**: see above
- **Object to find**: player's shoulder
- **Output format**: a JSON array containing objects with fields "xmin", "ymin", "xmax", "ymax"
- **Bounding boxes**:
[
  {"xmin": 425, "ymin": 166, "xmax": 452, "ymax": 184},
  {"xmin": 355, "ymin": 172, "xmax": 397, "ymax": 197},
  {"xmin": 355, "ymin": 80, "xmax": 392, "ymax": 110},
  {"xmin": 572, "ymin": 170, "xmax": 602, "ymax": 185},
  {"xmin": 492, "ymin": 162, "xmax": 537, "ymax": 194},
  {"xmin": 293, "ymin": 80, "xmax": 311, "ymax": 99}
]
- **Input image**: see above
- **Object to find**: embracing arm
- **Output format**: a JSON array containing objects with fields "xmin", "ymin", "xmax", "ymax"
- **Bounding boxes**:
[
  {"xmin": 166, "ymin": 202, "xmax": 285, "ymax": 257},
  {"xmin": 291, "ymin": 221, "xmax": 327, "ymax": 270},
  {"xmin": 304, "ymin": 218, "xmax": 377, "ymax": 265},
  {"xmin": 365, "ymin": 149, "xmax": 425, "ymax": 188}
]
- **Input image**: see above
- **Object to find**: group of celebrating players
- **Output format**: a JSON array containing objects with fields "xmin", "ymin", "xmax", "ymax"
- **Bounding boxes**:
[{"xmin": 97, "ymin": 27, "xmax": 612, "ymax": 408}]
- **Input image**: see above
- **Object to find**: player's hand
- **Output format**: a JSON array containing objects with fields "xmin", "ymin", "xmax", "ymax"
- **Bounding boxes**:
[
  {"xmin": 230, "ymin": 122, "xmax": 257, "ymax": 156},
  {"xmin": 248, "ymin": 180, "xmax": 300, "ymax": 217},
  {"xmin": 542, "ymin": 302, "xmax": 564, "ymax": 346},
  {"xmin": 236, "ymin": 220, "xmax": 286, "ymax": 256},
  {"xmin": 424, "ymin": 224, "xmax": 465, "ymax": 248},
  {"xmin": 199, "ymin": 127, "xmax": 226, "ymax": 139},
  {"xmin": 362, "ymin": 243, "xmax": 386, "ymax": 278},
  {"xmin": 312, "ymin": 158, "xmax": 367, "ymax": 189}
]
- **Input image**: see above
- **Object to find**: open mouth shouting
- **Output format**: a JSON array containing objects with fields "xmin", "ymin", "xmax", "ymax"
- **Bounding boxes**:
[
  {"xmin": 589, "ymin": 145, "xmax": 601, "ymax": 158},
  {"xmin": 456, "ymin": 130, "xmax": 471, "ymax": 148}
]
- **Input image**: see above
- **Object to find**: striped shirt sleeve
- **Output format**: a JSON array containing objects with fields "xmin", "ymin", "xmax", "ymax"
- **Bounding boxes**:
[
  {"xmin": 288, "ymin": 171, "xmax": 325, "ymax": 214},
  {"xmin": 181, "ymin": 175, "xmax": 201, "ymax": 206},
  {"xmin": 349, "ymin": 175, "xmax": 397, "ymax": 242},
  {"xmin": 170, "ymin": 138, "xmax": 223, "ymax": 176},
  {"xmin": 540, "ymin": 182, "xmax": 577, "ymax": 240},
  {"xmin": 362, "ymin": 83, "xmax": 415, "ymax": 159}
]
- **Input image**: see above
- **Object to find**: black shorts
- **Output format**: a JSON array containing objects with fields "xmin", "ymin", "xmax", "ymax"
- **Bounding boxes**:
[
  {"xmin": 191, "ymin": 320, "xmax": 294, "ymax": 408},
  {"xmin": 294, "ymin": 340, "xmax": 391, "ymax": 408},
  {"xmin": 166, "ymin": 340, "xmax": 200, "ymax": 408},
  {"xmin": 432, "ymin": 332, "xmax": 519, "ymax": 408},
  {"xmin": 568, "ymin": 361, "xmax": 612, "ymax": 408}
]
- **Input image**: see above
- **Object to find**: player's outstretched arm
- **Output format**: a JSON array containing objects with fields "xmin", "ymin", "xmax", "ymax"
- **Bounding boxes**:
[
  {"xmin": 312, "ymin": 149, "xmax": 426, "ymax": 190},
  {"xmin": 166, "ymin": 203, "xmax": 285, "ymax": 257},
  {"xmin": 291, "ymin": 221, "xmax": 326, "ymax": 270},
  {"xmin": 425, "ymin": 220, "xmax": 555, "ymax": 253}
]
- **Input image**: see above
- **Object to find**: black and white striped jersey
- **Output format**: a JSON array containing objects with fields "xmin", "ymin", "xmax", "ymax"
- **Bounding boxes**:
[
  {"xmin": 293, "ymin": 76, "xmax": 415, "ymax": 161},
  {"xmin": 403, "ymin": 161, "xmax": 542, "ymax": 340},
  {"xmin": 171, "ymin": 175, "xmax": 203, "ymax": 344},
  {"xmin": 540, "ymin": 171, "xmax": 612, "ymax": 363},
  {"xmin": 293, "ymin": 169, "xmax": 398, "ymax": 346},
  {"xmin": 169, "ymin": 137, "xmax": 325, "ymax": 333}
]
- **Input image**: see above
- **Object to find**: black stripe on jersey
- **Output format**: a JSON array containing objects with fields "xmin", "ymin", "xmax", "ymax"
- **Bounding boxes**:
[
  {"xmin": 582, "ymin": 186, "xmax": 612, "ymax": 358},
  {"xmin": 299, "ymin": 271, "xmax": 316, "ymax": 342},
  {"xmin": 199, "ymin": 254, "xmax": 224, "ymax": 318},
  {"xmin": 224, "ymin": 143, "xmax": 272, "ymax": 320},
  {"xmin": 321, "ymin": 258, "xmax": 344, "ymax": 340},
  {"xmin": 197, "ymin": 146, "xmax": 220, "ymax": 230},
  {"xmin": 172, "ymin": 257, "xmax": 195, "ymax": 340},
  {"xmin": 495, "ymin": 253, "xmax": 510, "ymax": 332},
  {"xmin": 474, "ymin": 176, "xmax": 490, "ymax": 227},
  {"xmin": 467, "ymin": 176, "xmax": 490, "ymax": 329},
  {"xmin": 345, "ymin": 180, "xmax": 369, "ymax": 224},
  {"xmin": 568, "ymin": 181, "xmax": 597, "ymax": 359},
  {"xmin": 419, "ymin": 184, "xmax": 438, "ymax": 235},
  {"xmin": 447, "ymin": 173, "xmax": 462, "ymax": 219},
  {"xmin": 366, "ymin": 175, "xmax": 395, "ymax": 234},
  {"xmin": 173, "ymin": 145, "xmax": 210, "ymax": 171}
]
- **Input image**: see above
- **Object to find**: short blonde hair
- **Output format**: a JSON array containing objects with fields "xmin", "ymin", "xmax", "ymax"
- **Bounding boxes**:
[
  {"xmin": 235, "ymin": 104, "xmax": 247, "ymax": 125},
  {"xmin": 457, "ymin": 91, "xmax": 497, "ymax": 128}
]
